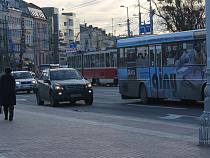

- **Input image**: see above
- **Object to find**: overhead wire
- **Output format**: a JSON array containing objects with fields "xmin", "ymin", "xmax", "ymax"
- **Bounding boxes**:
[{"xmin": 62, "ymin": 0, "xmax": 108, "ymax": 12}]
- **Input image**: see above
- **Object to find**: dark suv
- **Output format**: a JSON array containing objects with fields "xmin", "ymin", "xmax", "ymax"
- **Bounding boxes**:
[{"xmin": 36, "ymin": 68, "xmax": 93, "ymax": 106}]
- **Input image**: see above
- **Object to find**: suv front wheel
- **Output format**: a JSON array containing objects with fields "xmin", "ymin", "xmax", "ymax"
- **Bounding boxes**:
[
  {"xmin": 50, "ymin": 92, "xmax": 59, "ymax": 107},
  {"xmin": 85, "ymin": 96, "xmax": 93, "ymax": 105},
  {"xmin": 36, "ymin": 91, "xmax": 44, "ymax": 105}
]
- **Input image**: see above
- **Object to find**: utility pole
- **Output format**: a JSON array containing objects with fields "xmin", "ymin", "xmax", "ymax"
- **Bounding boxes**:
[
  {"xmin": 120, "ymin": 5, "xmax": 130, "ymax": 38},
  {"xmin": 112, "ymin": 18, "xmax": 114, "ymax": 37},
  {"xmin": 126, "ymin": 7, "xmax": 130, "ymax": 38},
  {"xmin": 138, "ymin": 0, "xmax": 141, "ymax": 35},
  {"xmin": 199, "ymin": 0, "xmax": 210, "ymax": 146},
  {"xmin": 149, "ymin": 0, "xmax": 153, "ymax": 34},
  {"xmin": 4, "ymin": 16, "xmax": 10, "ymax": 68}
]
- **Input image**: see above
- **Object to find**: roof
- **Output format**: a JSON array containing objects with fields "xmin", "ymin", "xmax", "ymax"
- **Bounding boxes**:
[{"xmin": 44, "ymin": 68, "xmax": 74, "ymax": 72}]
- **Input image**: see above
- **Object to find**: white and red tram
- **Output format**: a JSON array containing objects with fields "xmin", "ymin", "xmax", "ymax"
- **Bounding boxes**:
[{"xmin": 67, "ymin": 49, "xmax": 118, "ymax": 86}]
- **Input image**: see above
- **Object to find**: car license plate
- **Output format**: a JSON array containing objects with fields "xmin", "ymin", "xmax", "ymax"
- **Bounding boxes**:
[{"xmin": 71, "ymin": 94, "xmax": 82, "ymax": 97}]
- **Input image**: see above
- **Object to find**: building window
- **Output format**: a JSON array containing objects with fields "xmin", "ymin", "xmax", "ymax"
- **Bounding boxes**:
[
  {"xmin": 64, "ymin": 22, "xmax": 68, "ymax": 26},
  {"xmin": 64, "ymin": 33, "xmax": 68, "ymax": 36},
  {"xmin": 69, "ymin": 20, "xmax": 73, "ymax": 26},
  {"xmin": 69, "ymin": 30, "xmax": 74, "ymax": 37}
]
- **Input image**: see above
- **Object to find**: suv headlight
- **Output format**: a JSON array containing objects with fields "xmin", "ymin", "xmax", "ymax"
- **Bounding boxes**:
[
  {"xmin": 32, "ymin": 80, "xmax": 36, "ymax": 84},
  {"xmin": 85, "ymin": 83, "xmax": 92, "ymax": 88},
  {"xmin": 55, "ymin": 85, "xmax": 64, "ymax": 90},
  {"xmin": 16, "ymin": 81, "xmax": 20, "ymax": 85}
]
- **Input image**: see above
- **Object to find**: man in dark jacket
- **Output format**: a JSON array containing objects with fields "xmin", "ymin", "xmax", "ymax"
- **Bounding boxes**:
[{"xmin": 0, "ymin": 67, "xmax": 16, "ymax": 121}]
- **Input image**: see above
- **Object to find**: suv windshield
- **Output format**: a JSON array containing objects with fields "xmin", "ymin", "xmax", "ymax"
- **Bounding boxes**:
[
  {"xmin": 13, "ymin": 72, "xmax": 33, "ymax": 79},
  {"xmin": 50, "ymin": 70, "xmax": 83, "ymax": 80}
]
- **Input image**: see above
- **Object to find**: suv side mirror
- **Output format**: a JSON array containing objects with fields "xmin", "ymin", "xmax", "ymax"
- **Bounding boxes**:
[{"xmin": 44, "ymin": 80, "xmax": 51, "ymax": 85}]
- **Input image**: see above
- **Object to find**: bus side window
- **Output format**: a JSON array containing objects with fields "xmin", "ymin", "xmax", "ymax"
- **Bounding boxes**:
[
  {"xmin": 119, "ymin": 48, "xmax": 124, "ymax": 67},
  {"xmin": 149, "ymin": 46, "xmax": 155, "ymax": 67}
]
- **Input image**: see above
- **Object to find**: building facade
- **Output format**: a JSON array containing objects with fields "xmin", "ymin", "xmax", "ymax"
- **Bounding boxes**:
[
  {"xmin": 42, "ymin": 7, "xmax": 59, "ymax": 64},
  {"xmin": 0, "ymin": 0, "xmax": 22, "ymax": 72},
  {"xmin": 80, "ymin": 23, "xmax": 116, "ymax": 51},
  {"xmin": 58, "ymin": 12, "xmax": 80, "ymax": 66},
  {"xmin": 27, "ymin": 3, "xmax": 49, "ymax": 74},
  {"xmin": 1, "ymin": 0, "xmax": 50, "ymax": 74}
]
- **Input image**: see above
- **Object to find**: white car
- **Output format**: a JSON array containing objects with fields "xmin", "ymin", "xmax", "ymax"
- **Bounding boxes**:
[{"xmin": 12, "ymin": 71, "xmax": 36, "ymax": 93}]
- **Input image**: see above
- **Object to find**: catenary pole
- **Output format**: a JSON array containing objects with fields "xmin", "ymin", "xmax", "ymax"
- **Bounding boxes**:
[
  {"xmin": 138, "ymin": 0, "xmax": 141, "ymax": 35},
  {"xmin": 199, "ymin": 0, "xmax": 210, "ymax": 146},
  {"xmin": 149, "ymin": 0, "xmax": 153, "ymax": 34}
]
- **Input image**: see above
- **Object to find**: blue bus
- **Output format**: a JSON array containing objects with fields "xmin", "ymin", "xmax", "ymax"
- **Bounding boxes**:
[{"xmin": 117, "ymin": 29, "xmax": 207, "ymax": 104}]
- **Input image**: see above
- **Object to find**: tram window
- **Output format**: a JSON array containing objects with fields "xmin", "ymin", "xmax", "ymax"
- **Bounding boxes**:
[
  {"xmin": 114, "ymin": 52, "xmax": 117, "ymax": 67},
  {"xmin": 95, "ymin": 54, "xmax": 99, "ymax": 67},
  {"xmin": 78, "ymin": 55, "xmax": 81, "ymax": 68},
  {"xmin": 106, "ymin": 53, "xmax": 110, "ymax": 67},
  {"xmin": 91, "ymin": 54, "xmax": 95, "ymax": 67},
  {"xmin": 100, "ymin": 53, "xmax": 105, "ymax": 67},
  {"xmin": 68, "ymin": 56, "xmax": 73, "ymax": 67},
  {"xmin": 74, "ymin": 56, "xmax": 77, "ymax": 68},
  {"xmin": 110, "ymin": 52, "xmax": 114, "ymax": 67},
  {"xmin": 84, "ymin": 55, "xmax": 87, "ymax": 68},
  {"xmin": 86, "ymin": 55, "xmax": 91, "ymax": 68}
]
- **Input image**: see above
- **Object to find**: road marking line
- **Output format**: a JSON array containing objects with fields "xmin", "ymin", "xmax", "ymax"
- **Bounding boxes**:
[
  {"xmin": 16, "ymin": 99, "xmax": 27, "ymax": 101},
  {"xmin": 158, "ymin": 114, "xmax": 199, "ymax": 120},
  {"xmin": 127, "ymin": 104, "xmax": 186, "ymax": 110}
]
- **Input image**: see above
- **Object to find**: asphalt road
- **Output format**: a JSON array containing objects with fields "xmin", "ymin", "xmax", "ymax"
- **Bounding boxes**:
[{"xmin": 16, "ymin": 86, "xmax": 204, "ymax": 126}]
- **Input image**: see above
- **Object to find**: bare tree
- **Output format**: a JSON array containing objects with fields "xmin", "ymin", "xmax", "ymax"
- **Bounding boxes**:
[{"xmin": 152, "ymin": 0, "xmax": 205, "ymax": 32}]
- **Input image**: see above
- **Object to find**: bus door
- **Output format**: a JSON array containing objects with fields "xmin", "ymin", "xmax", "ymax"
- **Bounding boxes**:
[{"xmin": 149, "ymin": 45, "xmax": 164, "ymax": 98}]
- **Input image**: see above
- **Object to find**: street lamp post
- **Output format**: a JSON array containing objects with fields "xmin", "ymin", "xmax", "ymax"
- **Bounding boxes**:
[
  {"xmin": 199, "ymin": 0, "xmax": 210, "ymax": 146},
  {"xmin": 120, "ymin": 5, "xmax": 130, "ymax": 38},
  {"xmin": 149, "ymin": 0, "xmax": 153, "ymax": 34},
  {"xmin": 138, "ymin": 0, "xmax": 141, "ymax": 35}
]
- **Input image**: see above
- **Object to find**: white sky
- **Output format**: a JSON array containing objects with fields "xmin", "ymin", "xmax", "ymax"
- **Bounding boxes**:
[{"xmin": 24, "ymin": 0, "xmax": 161, "ymax": 36}]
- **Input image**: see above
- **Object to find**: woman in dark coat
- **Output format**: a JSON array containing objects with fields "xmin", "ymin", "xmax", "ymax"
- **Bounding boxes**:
[{"xmin": 0, "ymin": 67, "xmax": 16, "ymax": 121}]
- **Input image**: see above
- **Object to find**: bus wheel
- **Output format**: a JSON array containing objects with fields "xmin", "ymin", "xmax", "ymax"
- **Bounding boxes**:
[{"xmin": 140, "ymin": 84, "xmax": 150, "ymax": 104}]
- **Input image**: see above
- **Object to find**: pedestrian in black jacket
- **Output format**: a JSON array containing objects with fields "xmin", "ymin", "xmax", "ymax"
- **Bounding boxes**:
[{"xmin": 0, "ymin": 67, "xmax": 16, "ymax": 121}]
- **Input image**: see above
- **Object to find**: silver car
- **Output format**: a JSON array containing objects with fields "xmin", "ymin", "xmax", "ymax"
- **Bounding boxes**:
[{"xmin": 12, "ymin": 71, "xmax": 36, "ymax": 93}]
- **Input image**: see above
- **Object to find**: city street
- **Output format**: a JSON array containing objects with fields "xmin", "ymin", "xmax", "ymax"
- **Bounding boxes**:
[{"xmin": 0, "ymin": 86, "xmax": 210, "ymax": 158}]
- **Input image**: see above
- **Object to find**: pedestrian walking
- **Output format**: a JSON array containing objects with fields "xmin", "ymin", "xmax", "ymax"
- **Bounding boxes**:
[{"xmin": 0, "ymin": 67, "xmax": 16, "ymax": 121}]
